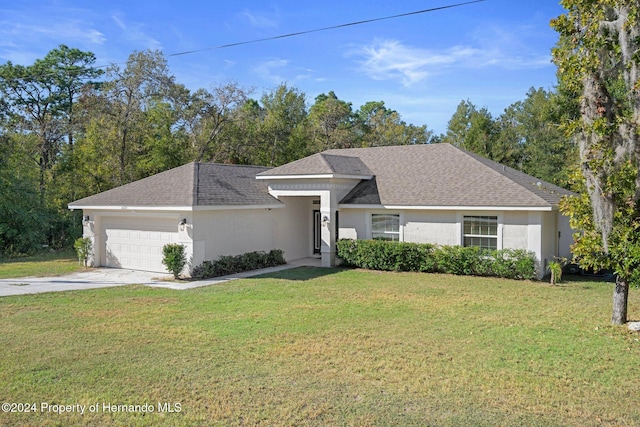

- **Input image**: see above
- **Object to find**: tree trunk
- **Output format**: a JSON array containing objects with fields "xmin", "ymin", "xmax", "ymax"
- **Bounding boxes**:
[{"xmin": 611, "ymin": 277, "xmax": 629, "ymax": 325}]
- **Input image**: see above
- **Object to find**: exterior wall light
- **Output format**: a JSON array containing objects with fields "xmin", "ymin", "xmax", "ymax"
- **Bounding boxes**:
[
  {"xmin": 179, "ymin": 218, "xmax": 187, "ymax": 231},
  {"xmin": 82, "ymin": 215, "xmax": 91, "ymax": 226}
]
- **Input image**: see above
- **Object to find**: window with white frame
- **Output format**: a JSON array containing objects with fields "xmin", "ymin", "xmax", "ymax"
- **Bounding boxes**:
[
  {"xmin": 371, "ymin": 214, "xmax": 400, "ymax": 241},
  {"xmin": 463, "ymin": 216, "xmax": 498, "ymax": 250}
]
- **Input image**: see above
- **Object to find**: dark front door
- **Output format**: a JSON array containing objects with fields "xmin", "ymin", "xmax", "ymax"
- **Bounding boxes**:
[{"xmin": 313, "ymin": 210, "xmax": 321, "ymax": 254}]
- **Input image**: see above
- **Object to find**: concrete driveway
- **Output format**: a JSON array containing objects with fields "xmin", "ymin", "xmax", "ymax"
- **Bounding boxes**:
[
  {"xmin": 0, "ymin": 268, "xmax": 173, "ymax": 296},
  {"xmin": 0, "ymin": 258, "xmax": 319, "ymax": 297}
]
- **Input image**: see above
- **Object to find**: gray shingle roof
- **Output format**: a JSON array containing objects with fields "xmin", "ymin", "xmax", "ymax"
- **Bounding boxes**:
[
  {"xmin": 69, "ymin": 144, "xmax": 574, "ymax": 210},
  {"xmin": 330, "ymin": 144, "xmax": 574, "ymax": 207},
  {"xmin": 68, "ymin": 163, "xmax": 281, "ymax": 208},
  {"xmin": 257, "ymin": 153, "xmax": 373, "ymax": 177}
]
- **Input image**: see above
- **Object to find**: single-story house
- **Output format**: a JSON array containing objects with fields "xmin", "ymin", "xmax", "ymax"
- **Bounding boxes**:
[{"xmin": 68, "ymin": 143, "xmax": 575, "ymax": 278}]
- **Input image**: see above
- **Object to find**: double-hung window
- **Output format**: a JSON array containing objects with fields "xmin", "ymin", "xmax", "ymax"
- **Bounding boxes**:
[
  {"xmin": 463, "ymin": 216, "xmax": 498, "ymax": 250},
  {"xmin": 371, "ymin": 214, "xmax": 400, "ymax": 241}
]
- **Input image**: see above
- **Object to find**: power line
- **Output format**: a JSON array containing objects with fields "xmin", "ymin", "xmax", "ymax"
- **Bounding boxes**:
[
  {"xmin": 166, "ymin": 0, "xmax": 486, "ymax": 58},
  {"xmin": 0, "ymin": 0, "xmax": 486, "ymax": 82}
]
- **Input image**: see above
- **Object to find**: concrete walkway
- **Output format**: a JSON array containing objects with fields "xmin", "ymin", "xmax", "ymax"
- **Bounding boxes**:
[{"xmin": 0, "ymin": 257, "xmax": 321, "ymax": 297}]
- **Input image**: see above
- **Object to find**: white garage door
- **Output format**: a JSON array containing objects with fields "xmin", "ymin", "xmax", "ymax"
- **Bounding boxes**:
[{"xmin": 103, "ymin": 219, "xmax": 179, "ymax": 273}]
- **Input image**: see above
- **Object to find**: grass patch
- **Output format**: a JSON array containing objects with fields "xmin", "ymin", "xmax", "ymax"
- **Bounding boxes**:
[
  {"xmin": 0, "ymin": 268, "xmax": 639, "ymax": 426},
  {"xmin": 0, "ymin": 249, "xmax": 81, "ymax": 279}
]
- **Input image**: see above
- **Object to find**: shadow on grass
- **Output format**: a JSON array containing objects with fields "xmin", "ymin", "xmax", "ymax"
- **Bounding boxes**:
[
  {"xmin": 563, "ymin": 273, "xmax": 616, "ymax": 284},
  {"xmin": 253, "ymin": 266, "xmax": 348, "ymax": 281}
]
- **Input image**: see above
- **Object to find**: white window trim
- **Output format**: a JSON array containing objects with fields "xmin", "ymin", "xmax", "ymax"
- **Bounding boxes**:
[
  {"xmin": 367, "ymin": 211, "xmax": 404, "ymax": 241},
  {"xmin": 457, "ymin": 212, "xmax": 503, "ymax": 250}
]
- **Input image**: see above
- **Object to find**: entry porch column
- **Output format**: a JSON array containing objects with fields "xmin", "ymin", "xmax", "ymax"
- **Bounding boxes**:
[{"xmin": 319, "ymin": 190, "xmax": 338, "ymax": 267}]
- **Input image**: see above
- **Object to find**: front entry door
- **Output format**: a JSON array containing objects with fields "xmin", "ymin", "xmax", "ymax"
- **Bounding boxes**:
[{"xmin": 313, "ymin": 210, "xmax": 321, "ymax": 254}]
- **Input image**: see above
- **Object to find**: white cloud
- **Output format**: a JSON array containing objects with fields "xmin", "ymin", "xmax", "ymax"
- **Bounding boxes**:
[
  {"xmin": 253, "ymin": 58, "xmax": 289, "ymax": 84},
  {"xmin": 349, "ymin": 37, "xmax": 551, "ymax": 87},
  {"xmin": 1, "ymin": 20, "xmax": 106, "ymax": 46},
  {"xmin": 240, "ymin": 8, "xmax": 279, "ymax": 29},
  {"xmin": 111, "ymin": 14, "xmax": 161, "ymax": 50}
]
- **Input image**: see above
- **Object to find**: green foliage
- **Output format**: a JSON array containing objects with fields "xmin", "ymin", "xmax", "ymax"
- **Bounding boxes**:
[
  {"xmin": 548, "ymin": 261, "xmax": 563, "ymax": 285},
  {"xmin": 336, "ymin": 239, "xmax": 537, "ymax": 280},
  {"xmin": 444, "ymin": 100, "xmax": 497, "ymax": 157},
  {"xmin": 560, "ymin": 160, "xmax": 640, "ymax": 289},
  {"xmin": 552, "ymin": 1, "xmax": 640, "ymax": 323},
  {"xmin": 355, "ymin": 100, "xmax": 432, "ymax": 147},
  {"xmin": 0, "ymin": 136, "xmax": 49, "ymax": 256},
  {"xmin": 73, "ymin": 237, "xmax": 92, "ymax": 267},
  {"xmin": 191, "ymin": 249, "xmax": 286, "ymax": 280},
  {"xmin": 161, "ymin": 243, "xmax": 187, "ymax": 279},
  {"xmin": 308, "ymin": 91, "xmax": 357, "ymax": 151}
]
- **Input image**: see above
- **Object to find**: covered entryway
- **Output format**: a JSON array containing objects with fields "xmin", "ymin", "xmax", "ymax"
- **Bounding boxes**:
[{"xmin": 102, "ymin": 218, "xmax": 179, "ymax": 273}]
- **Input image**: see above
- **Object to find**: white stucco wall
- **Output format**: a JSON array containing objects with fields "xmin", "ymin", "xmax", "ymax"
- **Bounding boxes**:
[
  {"xmin": 558, "ymin": 213, "xmax": 574, "ymax": 261},
  {"xmin": 404, "ymin": 210, "xmax": 459, "ymax": 245},
  {"xmin": 502, "ymin": 211, "xmax": 529, "ymax": 250},
  {"xmin": 193, "ymin": 197, "xmax": 315, "ymax": 265},
  {"xmin": 337, "ymin": 210, "xmax": 365, "ymax": 240}
]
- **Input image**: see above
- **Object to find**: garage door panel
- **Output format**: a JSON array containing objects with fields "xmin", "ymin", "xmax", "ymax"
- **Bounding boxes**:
[{"xmin": 103, "ymin": 219, "xmax": 179, "ymax": 273}]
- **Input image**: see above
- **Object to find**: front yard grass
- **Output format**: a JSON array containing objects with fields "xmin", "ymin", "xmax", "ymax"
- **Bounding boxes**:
[
  {"xmin": 0, "ymin": 268, "xmax": 639, "ymax": 426},
  {"xmin": 0, "ymin": 249, "xmax": 81, "ymax": 279}
]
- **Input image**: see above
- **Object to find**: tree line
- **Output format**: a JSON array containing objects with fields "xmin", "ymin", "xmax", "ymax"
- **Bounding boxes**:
[{"xmin": 0, "ymin": 45, "xmax": 577, "ymax": 256}]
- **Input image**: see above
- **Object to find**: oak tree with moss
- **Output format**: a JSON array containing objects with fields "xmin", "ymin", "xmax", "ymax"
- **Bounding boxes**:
[{"xmin": 552, "ymin": 0, "xmax": 640, "ymax": 324}]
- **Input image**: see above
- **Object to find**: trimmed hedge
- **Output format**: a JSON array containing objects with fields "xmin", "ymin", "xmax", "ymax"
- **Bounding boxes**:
[
  {"xmin": 191, "ymin": 249, "xmax": 286, "ymax": 280},
  {"xmin": 336, "ymin": 239, "xmax": 537, "ymax": 280}
]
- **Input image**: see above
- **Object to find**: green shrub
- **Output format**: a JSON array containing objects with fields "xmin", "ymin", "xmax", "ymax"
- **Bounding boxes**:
[
  {"xmin": 434, "ymin": 245, "xmax": 494, "ymax": 276},
  {"xmin": 73, "ymin": 237, "xmax": 93, "ymax": 267},
  {"xmin": 548, "ymin": 260, "xmax": 563, "ymax": 285},
  {"xmin": 336, "ymin": 239, "xmax": 436, "ymax": 272},
  {"xmin": 162, "ymin": 243, "xmax": 187, "ymax": 279},
  {"xmin": 192, "ymin": 249, "xmax": 287, "ymax": 280},
  {"xmin": 267, "ymin": 249, "xmax": 286, "ymax": 266},
  {"xmin": 336, "ymin": 239, "xmax": 537, "ymax": 280}
]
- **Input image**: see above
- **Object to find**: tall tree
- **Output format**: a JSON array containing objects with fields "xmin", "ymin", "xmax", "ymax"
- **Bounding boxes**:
[
  {"xmin": 183, "ymin": 82, "xmax": 250, "ymax": 163},
  {"xmin": 356, "ymin": 101, "xmax": 431, "ymax": 147},
  {"xmin": 257, "ymin": 83, "xmax": 309, "ymax": 166},
  {"xmin": 218, "ymin": 99, "xmax": 265, "ymax": 165},
  {"xmin": 0, "ymin": 45, "xmax": 101, "ymax": 201},
  {"xmin": 77, "ymin": 50, "xmax": 179, "ymax": 188},
  {"xmin": 552, "ymin": 0, "xmax": 640, "ymax": 324},
  {"xmin": 444, "ymin": 100, "xmax": 497, "ymax": 157},
  {"xmin": 0, "ymin": 132, "xmax": 46, "ymax": 255},
  {"xmin": 498, "ymin": 88, "xmax": 578, "ymax": 185},
  {"xmin": 308, "ymin": 91, "xmax": 356, "ymax": 151}
]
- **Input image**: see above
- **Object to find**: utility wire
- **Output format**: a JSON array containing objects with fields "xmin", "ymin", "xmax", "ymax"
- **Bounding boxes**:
[
  {"xmin": 0, "ymin": 0, "xmax": 486, "ymax": 82},
  {"xmin": 166, "ymin": 0, "xmax": 486, "ymax": 58}
]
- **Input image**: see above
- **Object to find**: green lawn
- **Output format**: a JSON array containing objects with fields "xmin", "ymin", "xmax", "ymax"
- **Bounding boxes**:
[
  {"xmin": 0, "ymin": 250, "xmax": 81, "ymax": 279},
  {"xmin": 0, "ymin": 268, "xmax": 639, "ymax": 426}
]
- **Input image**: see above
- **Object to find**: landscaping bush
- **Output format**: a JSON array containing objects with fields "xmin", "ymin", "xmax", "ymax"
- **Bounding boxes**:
[
  {"xmin": 162, "ymin": 243, "xmax": 187, "ymax": 279},
  {"xmin": 336, "ymin": 239, "xmax": 537, "ymax": 280},
  {"xmin": 337, "ymin": 239, "xmax": 436, "ymax": 272},
  {"xmin": 191, "ymin": 249, "xmax": 286, "ymax": 280},
  {"xmin": 73, "ymin": 237, "xmax": 92, "ymax": 267},
  {"xmin": 497, "ymin": 249, "xmax": 538, "ymax": 280}
]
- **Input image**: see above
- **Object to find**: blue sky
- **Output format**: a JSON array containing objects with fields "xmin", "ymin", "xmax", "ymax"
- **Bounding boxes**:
[{"xmin": 0, "ymin": 0, "xmax": 566, "ymax": 134}]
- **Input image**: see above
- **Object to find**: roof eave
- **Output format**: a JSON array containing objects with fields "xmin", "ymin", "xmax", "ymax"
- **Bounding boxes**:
[
  {"xmin": 338, "ymin": 204, "xmax": 557, "ymax": 211},
  {"xmin": 69, "ymin": 203, "xmax": 284, "ymax": 211}
]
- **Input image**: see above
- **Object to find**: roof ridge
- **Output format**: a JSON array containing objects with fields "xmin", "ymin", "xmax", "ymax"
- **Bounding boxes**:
[
  {"xmin": 194, "ymin": 162, "xmax": 199, "ymax": 206},
  {"xmin": 318, "ymin": 153, "xmax": 337, "ymax": 173},
  {"xmin": 197, "ymin": 162, "xmax": 274, "ymax": 170}
]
